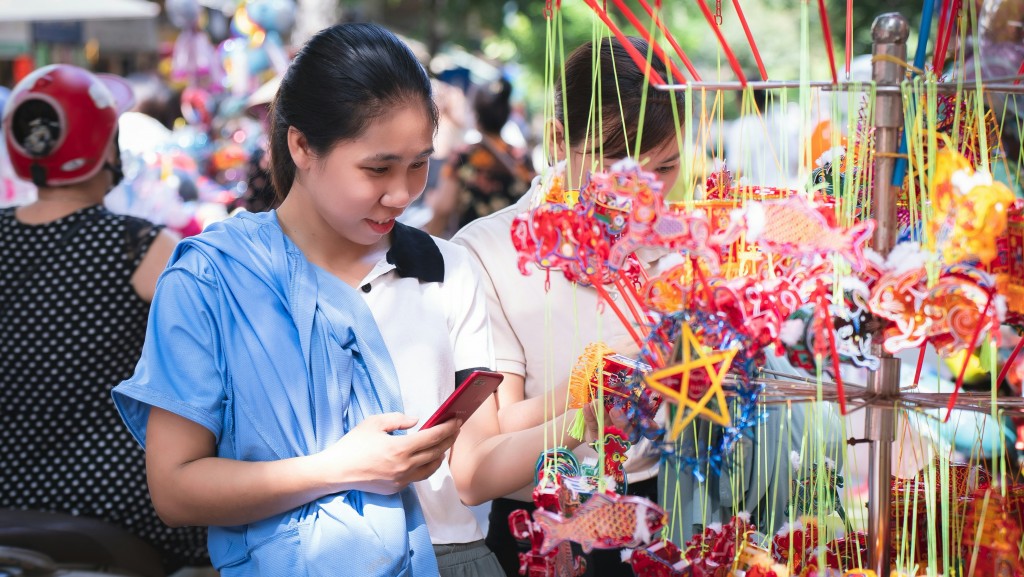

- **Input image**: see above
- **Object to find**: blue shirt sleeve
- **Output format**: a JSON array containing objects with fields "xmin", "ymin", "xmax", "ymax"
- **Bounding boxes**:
[{"xmin": 113, "ymin": 265, "xmax": 226, "ymax": 448}]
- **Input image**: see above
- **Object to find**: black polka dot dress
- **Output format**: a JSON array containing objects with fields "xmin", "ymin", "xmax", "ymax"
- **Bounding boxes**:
[{"xmin": 0, "ymin": 205, "xmax": 209, "ymax": 571}]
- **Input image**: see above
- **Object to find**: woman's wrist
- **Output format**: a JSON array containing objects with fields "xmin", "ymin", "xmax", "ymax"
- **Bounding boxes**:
[{"xmin": 301, "ymin": 451, "xmax": 347, "ymax": 497}]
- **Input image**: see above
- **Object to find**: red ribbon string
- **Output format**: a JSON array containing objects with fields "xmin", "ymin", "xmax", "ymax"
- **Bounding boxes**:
[
  {"xmin": 593, "ymin": 282, "xmax": 648, "ymax": 353},
  {"xmin": 844, "ymin": 0, "xmax": 853, "ymax": 78},
  {"xmin": 817, "ymin": 0, "xmax": 838, "ymax": 84},
  {"xmin": 691, "ymin": 257, "xmax": 718, "ymax": 314},
  {"xmin": 582, "ymin": 0, "xmax": 666, "ymax": 86},
  {"xmin": 997, "ymin": 335, "xmax": 1024, "ymax": 387},
  {"xmin": 913, "ymin": 339, "xmax": 928, "ymax": 386},
  {"xmin": 609, "ymin": 0, "xmax": 688, "ymax": 84},
  {"xmin": 731, "ymin": 0, "xmax": 768, "ymax": 81},
  {"xmin": 932, "ymin": 0, "xmax": 953, "ymax": 72},
  {"xmin": 613, "ymin": 274, "xmax": 648, "ymax": 329},
  {"xmin": 815, "ymin": 285, "xmax": 847, "ymax": 415},
  {"xmin": 694, "ymin": 0, "xmax": 748, "ymax": 85},
  {"xmin": 933, "ymin": 0, "xmax": 961, "ymax": 74},
  {"xmin": 944, "ymin": 291, "xmax": 994, "ymax": 423},
  {"xmin": 635, "ymin": 0, "xmax": 702, "ymax": 81}
]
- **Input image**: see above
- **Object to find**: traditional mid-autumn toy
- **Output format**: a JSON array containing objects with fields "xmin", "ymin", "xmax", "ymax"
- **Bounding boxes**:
[
  {"xmin": 509, "ymin": 473, "xmax": 587, "ymax": 577},
  {"xmin": 868, "ymin": 259, "xmax": 1002, "ymax": 355},
  {"xmin": 625, "ymin": 539, "xmax": 690, "ymax": 577},
  {"xmin": 643, "ymin": 323, "xmax": 736, "ymax": 438},
  {"xmin": 712, "ymin": 194, "xmax": 876, "ymax": 271},
  {"xmin": 928, "ymin": 147, "xmax": 1016, "ymax": 266},
  {"xmin": 589, "ymin": 427, "xmax": 631, "ymax": 490},
  {"xmin": 533, "ymin": 491, "xmax": 666, "ymax": 555},
  {"xmin": 787, "ymin": 454, "xmax": 848, "ymax": 523},
  {"xmin": 602, "ymin": 160, "xmax": 721, "ymax": 274},
  {"xmin": 567, "ymin": 343, "xmax": 659, "ymax": 441},
  {"xmin": 961, "ymin": 487, "xmax": 1024, "ymax": 577}
]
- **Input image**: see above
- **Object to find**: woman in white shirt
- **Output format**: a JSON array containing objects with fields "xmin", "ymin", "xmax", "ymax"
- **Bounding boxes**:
[{"xmin": 452, "ymin": 36, "xmax": 684, "ymax": 577}]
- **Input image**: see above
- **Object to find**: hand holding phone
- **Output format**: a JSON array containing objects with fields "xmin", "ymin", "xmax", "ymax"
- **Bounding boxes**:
[{"xmin": 422, "ymin": 370, "xmax": 504, "ymax": 429}]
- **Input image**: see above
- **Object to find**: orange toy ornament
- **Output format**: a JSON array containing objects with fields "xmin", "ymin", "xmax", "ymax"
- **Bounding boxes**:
[
  {"xmin": 566, "ymin": 344, "xmax": 657, "ymax": 441},
  {"xmin": 568, "ymin": 343, "xmax": 614, "ymax": 409},
  {"xmin": 807, "ymin": 119, "xmax": 847, "ymax": 169},
  {"xmin": 928, "ymin": 147, "xmax": 1016, "ymax": 265}
]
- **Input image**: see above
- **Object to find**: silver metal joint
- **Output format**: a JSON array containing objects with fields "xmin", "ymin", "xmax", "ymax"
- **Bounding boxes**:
[{"xmin": 871, "ymin": 13, "xmax": 910, "ymax": 44}]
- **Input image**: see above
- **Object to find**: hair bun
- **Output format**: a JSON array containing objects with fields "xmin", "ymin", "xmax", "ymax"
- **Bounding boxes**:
[{"xmin": 496, "ymin": 79, "xmax": 513, "ymax": 97}]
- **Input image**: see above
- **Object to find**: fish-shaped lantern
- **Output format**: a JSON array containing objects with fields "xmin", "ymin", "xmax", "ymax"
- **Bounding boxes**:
[
  {"xmin": 713, "ymin": 195, "xmax": 875, "ymax": 271},
  {"xmin": 533, "ymin": 492, "xmax": 666, "ymax": 555}
]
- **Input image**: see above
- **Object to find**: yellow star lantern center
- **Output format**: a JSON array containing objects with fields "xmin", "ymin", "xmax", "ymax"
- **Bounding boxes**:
[{"xmin": 643, "ymin": 324, "xmax": 735, "ymax": 439}]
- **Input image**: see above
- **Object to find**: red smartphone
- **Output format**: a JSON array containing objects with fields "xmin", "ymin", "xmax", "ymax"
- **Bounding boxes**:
[{"xmin": 422, "ymin": 370, "xmax": 504, "ymax": 429}]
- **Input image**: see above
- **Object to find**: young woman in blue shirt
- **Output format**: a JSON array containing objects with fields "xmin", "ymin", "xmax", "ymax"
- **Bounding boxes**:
[{"xmin": 114, "ymin": 23, "xmax": 494, "ymax": 577}]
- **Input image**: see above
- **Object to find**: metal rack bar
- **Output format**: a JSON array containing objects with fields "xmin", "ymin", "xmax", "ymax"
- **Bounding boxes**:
[{"xmin": 654, "ymin": 79, "xmax": 1024, "ymax": 94}]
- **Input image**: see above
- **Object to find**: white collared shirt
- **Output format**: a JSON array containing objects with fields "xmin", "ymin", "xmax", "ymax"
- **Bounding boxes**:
[{"xmin": 358, "ymin": 223, "xmax": 494, "ymax": 544}]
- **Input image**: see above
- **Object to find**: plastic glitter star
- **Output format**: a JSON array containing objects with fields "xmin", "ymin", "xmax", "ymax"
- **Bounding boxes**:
[{"xmin": 643, "ymin": 324, "xmax": 734, "ymax": 438}]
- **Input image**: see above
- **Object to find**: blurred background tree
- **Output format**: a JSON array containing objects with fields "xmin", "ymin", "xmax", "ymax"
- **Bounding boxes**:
[
  {"xmin": 341, "ymin": 0, "xmax": 928, "ymax": 116},
  {"xmin": 346, "ymin": 0, "xmax": 925, "ymax": 74}
]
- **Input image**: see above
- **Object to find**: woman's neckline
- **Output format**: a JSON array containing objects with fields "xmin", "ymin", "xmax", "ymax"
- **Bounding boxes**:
[{"xmin": 11, "ymin": 203, "xmax": 103, "ymax": 228}]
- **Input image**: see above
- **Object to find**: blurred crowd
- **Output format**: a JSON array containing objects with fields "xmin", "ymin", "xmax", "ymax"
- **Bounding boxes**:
[{"xmin": 0, "ymin": 2, "xmax": 542, "ymax": 243}]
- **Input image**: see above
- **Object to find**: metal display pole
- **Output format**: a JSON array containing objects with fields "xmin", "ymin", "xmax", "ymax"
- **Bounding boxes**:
[{"xmin": 864, "ymin": 13, "xmax": 909, "ymax": 576}]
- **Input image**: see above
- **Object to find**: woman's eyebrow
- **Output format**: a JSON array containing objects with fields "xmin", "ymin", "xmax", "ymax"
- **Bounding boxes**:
[{"xmin": 362, "ymin": 148, "xmax": 435, "ymax": 162}]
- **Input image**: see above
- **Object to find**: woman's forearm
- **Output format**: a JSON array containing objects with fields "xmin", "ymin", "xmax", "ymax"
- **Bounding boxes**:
[
  {"xmin": 146, "ymin": 406, "xmax": 338, "ymax": 528},
  {"xmin": 146, "ymin": 408, "xmax": 455, "ymax": 528},
  {"xmin": 496, "ymin": 373, "xmax": 572, "ymax": 433},
  {"xmin": 454, "ymin": 410, "xmax": 585, "ymax": 506},
  {"xmin": 497, "ymin": 389, "xmax": 572, "ymax": 433},
  {"xmin": 148, "ymin": 452, "xmax": 332, "ymax": 527}
]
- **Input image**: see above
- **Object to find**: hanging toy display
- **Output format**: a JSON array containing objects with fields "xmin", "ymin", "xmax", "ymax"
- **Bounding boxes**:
[
  {"xmin": 166, "ymin": 0, "xmax": 224, "ymax": 91},
  {"xmin": 533, "ymin": 491, "xmax": 666, "ymax": 555},
  {"xmin": 625, "ymin": 539, "xmax": 689, "ymax": 577},
  {"xmin": 711, "ymin": 194, "xmax": 876, "ymax": 272},
  {"xmin": 220, "ymin": 0, "xmax": 294, "ymax": 96},
  {"xmin": 787, "ymin": 453, "xmax": 848, "ymax": 525},
  {"xmin": 566, "ymin": 343, "xmax": 659, "ymax": 441},
  {"xmin": 503, "ymin": 0, "xmax": 1024, "ymax": 572},
  {"xmin": 509, "ymin": 476, "xmax": 587, "ymax": 577},
  {"xmin": 961, "ymin": 487, "xmax": 1024, "ymax": 577},
  {"xmin": 928, "ymin": 146, "xmax": 1017, "ymax": 266}
]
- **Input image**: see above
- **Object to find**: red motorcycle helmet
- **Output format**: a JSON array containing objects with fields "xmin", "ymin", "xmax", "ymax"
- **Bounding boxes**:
[{"xmin": 2, "ymin": 64, "xmax": 134, "ymax": 187}]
